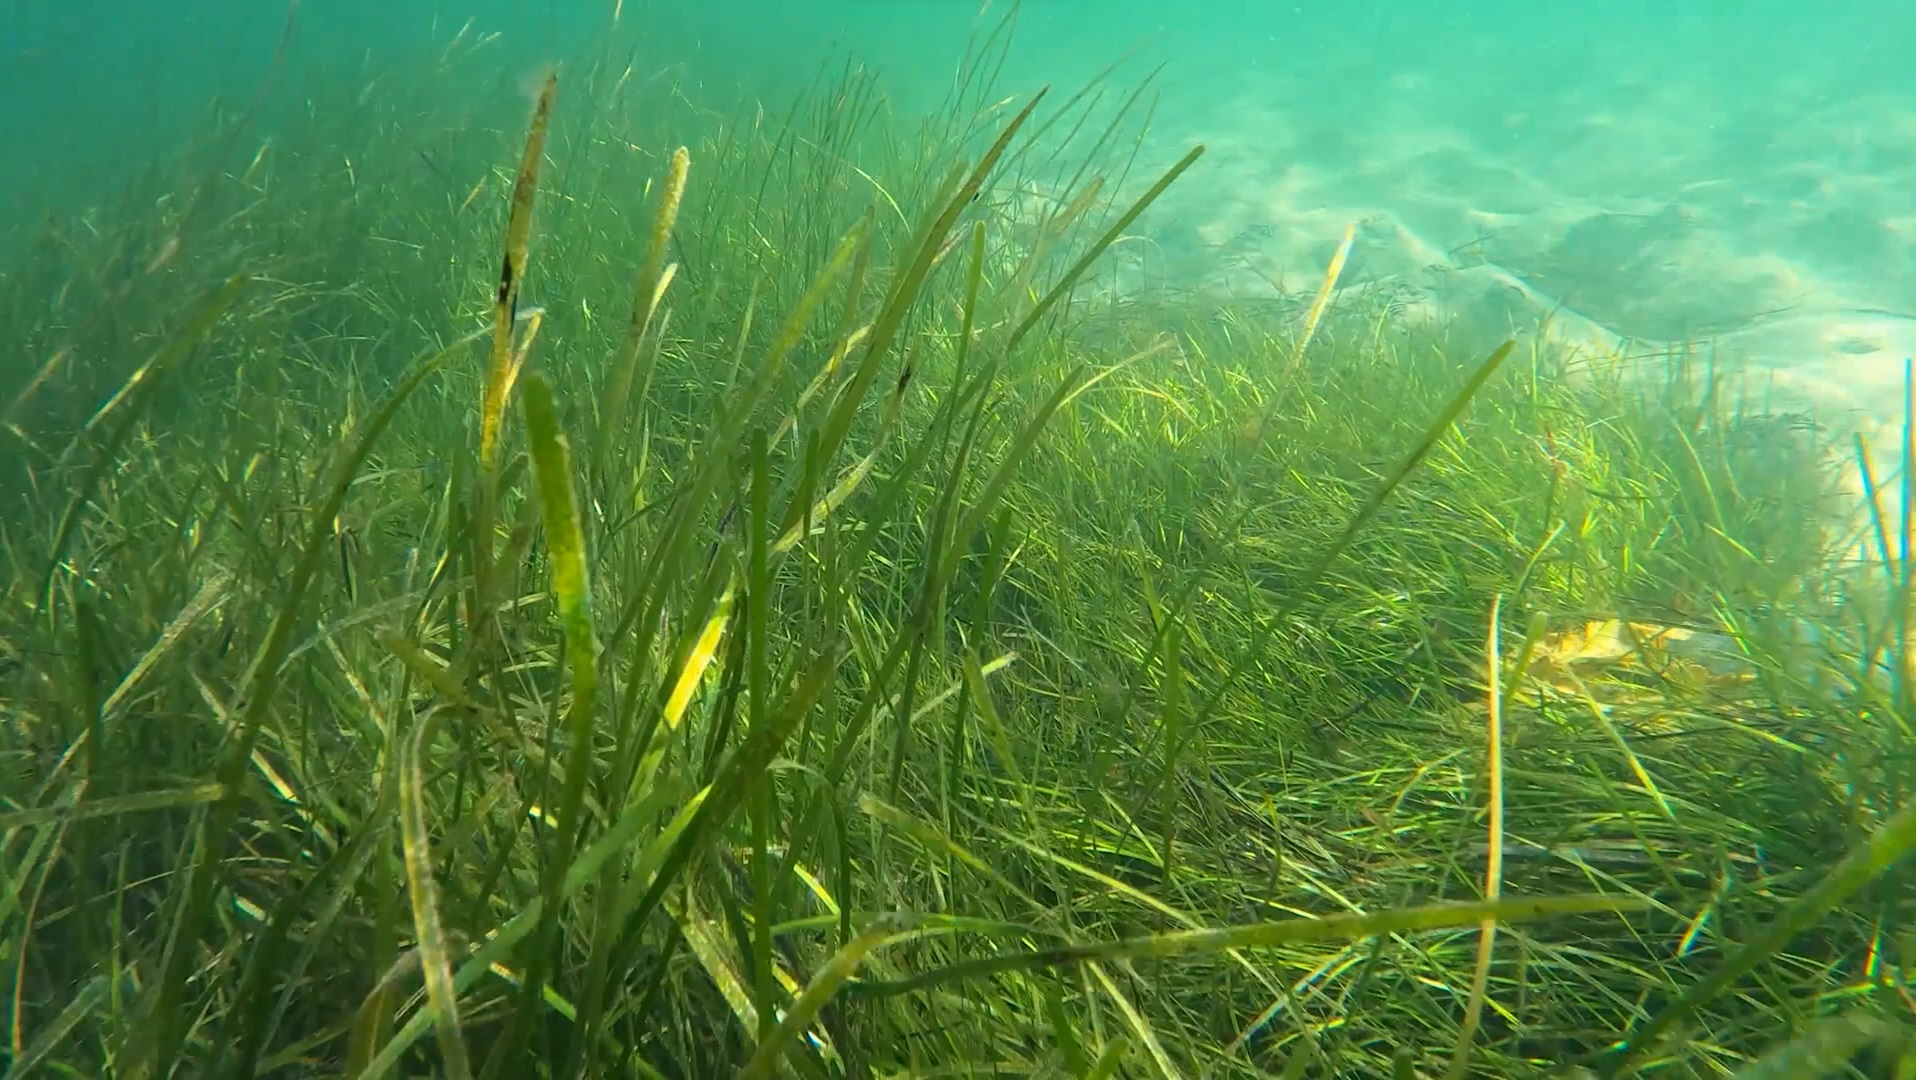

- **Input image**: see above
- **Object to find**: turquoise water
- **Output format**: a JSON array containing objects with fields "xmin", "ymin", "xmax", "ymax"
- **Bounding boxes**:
[{"xmin": 12, "ymin": 3, "xmax": 1912, "ymax": 195}]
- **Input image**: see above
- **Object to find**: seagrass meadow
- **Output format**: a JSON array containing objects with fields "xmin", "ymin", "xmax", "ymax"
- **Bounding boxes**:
[{"xmin": 3, "ymin": 10, "xmax": 1916, "ymax": 1080}]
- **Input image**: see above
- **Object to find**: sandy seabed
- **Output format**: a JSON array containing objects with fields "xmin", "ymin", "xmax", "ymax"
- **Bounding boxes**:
[
  {"xmin": 1112, "ymin": 72, "xmax": 1912, "ymax": 408},
  {"xmin": 1069, "ymin": 58, "xmax": 1916, "ymax": 531}
]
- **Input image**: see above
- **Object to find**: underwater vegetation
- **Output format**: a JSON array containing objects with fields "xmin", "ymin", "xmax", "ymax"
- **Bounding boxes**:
[{"xmin": 2, "ymin": 9, "xmax": 1914, "ymax": 1079}]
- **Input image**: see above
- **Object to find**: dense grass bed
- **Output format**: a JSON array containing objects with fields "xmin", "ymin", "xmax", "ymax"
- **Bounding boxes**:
[{"xmin": 3, "ymin": 13, "xmax": 1913, "ymax": 1079}]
